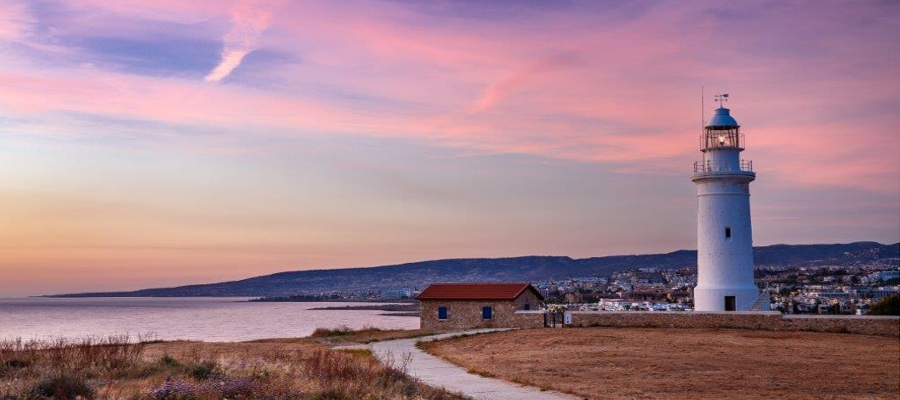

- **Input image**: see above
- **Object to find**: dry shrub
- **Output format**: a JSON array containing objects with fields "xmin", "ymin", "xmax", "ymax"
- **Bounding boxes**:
[
  {"xmin": 0, "ymin": 336, "xmax": 155, "ymax": 399},
  {"xmin": 301, "ymin": 348, "xmax": 462, "ymax": 400},
  {"xmin": 309, "ymin": 326, "xmax": 431, "ymax": 345},
  {"xmin": 310, "ymin": 325, "xmax": 384, "ymax": 338},
  {"xmin": 28, "ymin": 373, "xmax": 94, "ymax": 400},
  {"xmin": 0, "ymin": 335, "xmax": 147, "ymax": 379},
  {"xmin": 186, "ymin": 361, "xmax": 218, "ymax": 381},
  {"xmin": 2, "ymin": 336, "xmax": 466, "ymax": 400}
]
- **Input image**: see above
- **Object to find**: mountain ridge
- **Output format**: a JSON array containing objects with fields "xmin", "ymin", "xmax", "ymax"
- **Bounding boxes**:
[{"xmin": 49, "ymin": 241, "xmax": 899, "ymax": 297}]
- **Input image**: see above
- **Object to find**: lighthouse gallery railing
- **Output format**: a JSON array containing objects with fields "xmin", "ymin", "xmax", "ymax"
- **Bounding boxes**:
[{"xmin": 693, "ymin": 160, "xmax": 754, "ymax": 173}]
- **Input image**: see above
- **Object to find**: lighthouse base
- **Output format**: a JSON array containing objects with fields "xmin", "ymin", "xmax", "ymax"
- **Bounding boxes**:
[{"xmin": 694, "ymin": 286, "xmax": 763, "ymax": 311}]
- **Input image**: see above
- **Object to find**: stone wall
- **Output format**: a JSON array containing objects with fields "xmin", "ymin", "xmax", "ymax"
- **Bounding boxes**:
[
  {"xmin": 566, "ymin": 311, "xmax": 899, "ymax": 337},
  {"xmin": 420, "ymin": 290, "xmax": 542, "ymax": 331},
  {"xmin": 780, "ymin": 315, "xmax": 899, "ymax": 336},
  {"xmin": 512, "ymin": 310, "xmax": 546, "ymax": 329},
  {"xmin": 568, "ymin": 311, "xmax": 782, "ymax": 330},
  {"xmin": 420, "ymin": 298, "xmax": 899, "ymax": 335}
]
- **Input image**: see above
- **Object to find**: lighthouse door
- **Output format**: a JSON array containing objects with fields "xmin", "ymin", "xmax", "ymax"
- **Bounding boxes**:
[{"xmin": 724, "ymin": 296, "xmax": 736, "ymax": 311}]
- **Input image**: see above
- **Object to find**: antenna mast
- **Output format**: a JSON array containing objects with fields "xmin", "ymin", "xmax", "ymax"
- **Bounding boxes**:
[{"xmin": 701, "ymin": 85, "xmax": 705, "ymax": 133}]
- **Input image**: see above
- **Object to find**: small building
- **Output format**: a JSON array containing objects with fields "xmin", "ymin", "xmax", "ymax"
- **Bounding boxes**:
[{"xmin": 417, "ymin": 283, "xmax": 544, "ymax": 331}]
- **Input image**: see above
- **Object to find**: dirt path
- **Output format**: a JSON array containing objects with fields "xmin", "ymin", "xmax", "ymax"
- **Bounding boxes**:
[{"xmin": 370, "ymin": 329, "xmax": 581, "ymax": 400}]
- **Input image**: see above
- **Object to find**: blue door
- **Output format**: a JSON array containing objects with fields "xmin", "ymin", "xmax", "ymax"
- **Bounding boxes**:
[{"xmin": 482, "ymin": 306, "xmax": 492, "ymax": 320}]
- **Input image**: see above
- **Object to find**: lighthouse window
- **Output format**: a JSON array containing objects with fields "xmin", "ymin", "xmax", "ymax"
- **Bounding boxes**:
[{"xmin": 725, "ymin": 227, "xmax": 732, "ymax": 238}]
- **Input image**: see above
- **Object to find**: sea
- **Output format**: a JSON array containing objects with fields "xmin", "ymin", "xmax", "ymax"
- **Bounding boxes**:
[{"xmin": 0, "ymin": 297, "xmax": 420, "ymax": 342}]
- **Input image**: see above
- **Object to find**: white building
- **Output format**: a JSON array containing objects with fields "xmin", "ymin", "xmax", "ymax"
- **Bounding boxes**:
[{"xmin": 691, "ymin": 97, "xmax": 765, "ymax": 311}]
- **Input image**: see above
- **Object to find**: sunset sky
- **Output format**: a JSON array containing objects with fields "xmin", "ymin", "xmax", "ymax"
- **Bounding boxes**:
[{"xmin": 1, "ymin": 0, "xmax": 898, "ymax": 296}]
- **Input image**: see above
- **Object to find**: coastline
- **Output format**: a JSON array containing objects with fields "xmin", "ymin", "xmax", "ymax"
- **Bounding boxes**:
[{"xmin": 0, "ymin": 297, "xmax": 421, "ymax": 342}]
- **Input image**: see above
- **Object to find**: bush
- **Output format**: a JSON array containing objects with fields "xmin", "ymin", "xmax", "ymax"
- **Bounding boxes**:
[
  {"xmin": 159, "ymin": 355, "xmax": 180, "ymax": 367},
  {"xmin": 187, "ymin": 361, "xmax": 218, "ymax": 381},
  {"xmin": 29, "ymin": 374, "xmax": 93, "ymax": 400},
  {"xmin": 0, "ymin": 335, "xmax": 146, "ymax": 379},
  {"xmin": 310, "ymin": 326, "xmax": 384, "ymax": 338},
  {"xmin": 868, "ymin": 293, "xmax": 900, "ymax": 316},
  {"xmin": 2, "ymin": 335, "xmax": 467, "ymax": 400},
  {"xmin": 309, "ymin": 326, "xmax": 355, "ymax": 338},
  {"xmin": 4, "ymin": 359, "xmax": 30, "ymax": 369}
]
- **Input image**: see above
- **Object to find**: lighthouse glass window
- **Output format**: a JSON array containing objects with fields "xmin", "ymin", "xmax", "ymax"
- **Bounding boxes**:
[{"xmin": 725, "ymin": 227, "xmax": 732, "ymax": 239}]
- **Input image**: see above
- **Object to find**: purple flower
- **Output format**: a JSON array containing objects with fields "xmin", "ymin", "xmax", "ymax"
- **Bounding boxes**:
[{"xmin": 150, "ymin": 376, "xmax": 259, "ymax": 399}]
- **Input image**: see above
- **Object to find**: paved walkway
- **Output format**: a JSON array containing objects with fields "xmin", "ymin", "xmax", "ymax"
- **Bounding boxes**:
[{"xmin": 370, "ymin": 329, "xmax": 580, "ymax": 400}]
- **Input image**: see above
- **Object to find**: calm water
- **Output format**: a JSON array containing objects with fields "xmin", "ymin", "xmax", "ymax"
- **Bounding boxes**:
[{"xmin": 0, "ymin": 297, "xmax": 420, "ymax": 342}]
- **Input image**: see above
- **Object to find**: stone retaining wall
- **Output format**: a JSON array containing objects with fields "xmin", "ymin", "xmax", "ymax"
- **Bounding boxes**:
[
  {"xmin": 512, "ymin": 310, "xmax": 546, "ymax": 329},
  {"xmin": 780, "ymin": 315, "xmax": 899, "ymax": 336},
  {"xmin": 559, "ymin": 311, "xmax": 899, "ymax": 336}
]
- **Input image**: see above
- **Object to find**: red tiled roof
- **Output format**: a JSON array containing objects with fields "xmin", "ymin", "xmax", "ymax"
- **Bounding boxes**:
[{"xmin": 416, "ymin": 283, "xmax": 543, "ymax": 301}]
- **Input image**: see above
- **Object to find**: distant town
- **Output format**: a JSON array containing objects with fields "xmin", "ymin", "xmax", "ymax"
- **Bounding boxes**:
[
  {"xmin": 258, "ymin": 257, "xmax": 899, "ymax": 315},
  {"xmin": 536, "ymin": 259, "xmax": 899, "ymax": 315}
]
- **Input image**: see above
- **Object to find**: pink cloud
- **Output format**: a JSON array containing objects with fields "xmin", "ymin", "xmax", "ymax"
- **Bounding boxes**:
[
  {"xmin": 0, "ymin": 1, "xmax": 35, "ymax": 41},
  {"xmin": 472, "ymin": 52, "xmax": 582, "ymax": 113},
  {"xmin": 70, "ymin": 0, "xmax": 224, "ymax": 23},
  {"xmin": 1, "ymin": 0, "xmax": 897, "ymax": 194},
  {"xmin": 206, "ymin": 0, "xmax": 278, "ymax": 82}
]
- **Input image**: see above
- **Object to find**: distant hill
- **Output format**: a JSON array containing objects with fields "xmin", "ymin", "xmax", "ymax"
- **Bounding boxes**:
[{"xmin": 51, "ymin": 242, "xmax": 898, "ymax": 298}]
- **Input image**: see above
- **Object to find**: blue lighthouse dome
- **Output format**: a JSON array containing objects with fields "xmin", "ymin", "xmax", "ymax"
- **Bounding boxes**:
[{"xmin": 706, "ymin": 107, "xmax": 739, "ymax": 128}]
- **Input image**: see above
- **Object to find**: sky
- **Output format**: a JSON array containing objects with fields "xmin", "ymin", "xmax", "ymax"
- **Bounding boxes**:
[{"xmin": 0, "ymin": 0, "xmax": 898, "ymax": 296}]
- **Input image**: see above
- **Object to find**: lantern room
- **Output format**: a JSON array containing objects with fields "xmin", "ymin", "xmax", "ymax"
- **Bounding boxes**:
[{"xmin": 701, "ymin": 107, "xmax": 744, "ymax": 150}]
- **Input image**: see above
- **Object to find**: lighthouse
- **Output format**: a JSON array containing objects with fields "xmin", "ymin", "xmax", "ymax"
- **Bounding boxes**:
[{"xmin": 692, "ymin": 94, "xmax": 764, "ymax": 311}]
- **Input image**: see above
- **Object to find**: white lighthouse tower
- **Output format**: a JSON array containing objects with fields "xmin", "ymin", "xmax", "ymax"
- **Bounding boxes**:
[{"xmin": 692, "ymin": 94, "xmax": 764, "ymax": 311}]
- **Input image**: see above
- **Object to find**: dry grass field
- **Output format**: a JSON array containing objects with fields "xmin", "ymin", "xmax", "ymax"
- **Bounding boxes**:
[
  {"xmin": 307, "ymin": 326, "xmax": 433, "ymax": 345},
  {"xmin": 420, "ymin": 327, "xmax": 899, "ymax": 400},
  {"xmin": 0, "ymin": 330, "xmax": 465, "ymax": 400}
]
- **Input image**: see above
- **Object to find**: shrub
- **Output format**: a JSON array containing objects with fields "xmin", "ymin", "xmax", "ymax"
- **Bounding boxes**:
[
  {"xmin": 868, "ymin": 293, "xmax": 900, "ymax": 316},
  {"xmin": 2, "ymin": 334, "xmax": 467, "ymax": 400},
  {"xmin": 4, "ymin": 359, "xmax": 30, "ymax": 369},
  {"xmin": 0, "ymin": 335, "xmax": 146, "ymax": 380},
  {"xmin": 159, "ymin": 355, "xmax": 180, "ymax": 367},
  {"xmin": 310, "ymin": 326, "xmax": 384, "ymax": 338},
  {"xmin": 335, "ymin": 348, "xmax": 373, "ymax": 358},
  {"xmin": 29, "ymin": 374, "xmax": 93, "ymax": 400},
  {"xmin": 309, "ymin": 326, "xmax": 354, "ymax": 338},
  {"xmin": 187, "ymin": 361, "xmax": 218, "ymax": 381}
]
